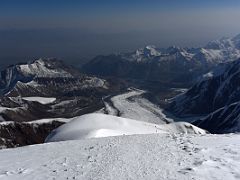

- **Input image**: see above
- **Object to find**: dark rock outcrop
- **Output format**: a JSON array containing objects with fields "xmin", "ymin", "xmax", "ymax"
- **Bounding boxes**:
[{"xmin": 0, "ymin": 121, "xmax": 64, "ymax": 149}]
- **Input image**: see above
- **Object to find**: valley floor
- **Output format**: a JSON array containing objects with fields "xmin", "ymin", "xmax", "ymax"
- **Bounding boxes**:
[
  {"xmin": 0, "ymin": 133, "xmax": 239, "ymax": 180},
  {"xmin": 100, "ymin": 88, "xmax": 173, "ymax": 124},
  {"xmin": 99, "ymin": 88, "xmax": 204, "ymax": 125}
]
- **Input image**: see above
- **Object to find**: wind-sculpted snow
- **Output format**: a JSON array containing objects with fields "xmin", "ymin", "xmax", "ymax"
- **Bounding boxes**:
[
  {"xmin": 45, "ymin": 113, "xmax": 206, "ymax": 142},
  {"xmin": 0, "ymin": 134, "xmax": 239, "ymax": 180}
]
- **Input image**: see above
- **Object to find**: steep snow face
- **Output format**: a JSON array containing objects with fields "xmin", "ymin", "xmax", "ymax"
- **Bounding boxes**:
[
  {"xmin": 204, "ymin": 35, "xmax": 240, "ymax": 62},
  {"xmin": 18, "ymin": 59, "xmax": 74, "ymax": 78},
  {"xmin": 194, "ymin": 101, "xmax": 240, "ymax": 133},
  {"xmin": 192, "ymin": 48, "xmax": 224, "ymax": 65},
  {"xmin": 169, "ymin": 59, "xmax": 240, "ymax": 117},
  {"xmin": 0, "ymin": 58, "xmax": 76, "ymax": 95},
  {"xmin": 0, "ymin": 133, "xmax": 239, "ymax": 180},
  {"xmin": 45, "ymin": 113, "xmax": 206, "ymax": 142}
]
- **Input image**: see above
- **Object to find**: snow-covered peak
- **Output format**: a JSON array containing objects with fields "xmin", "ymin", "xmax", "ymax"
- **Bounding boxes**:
[
  {"xmin": 17, "ymin": 58, "xmax": 74, "ymax": 78},
  {"xmin": 132, "ymin": 45, "xmax": 161, "ymax": 62},
  {"xmin": 144, "ymin": 45, "xmax": 161, "ymax": 56},
  {"xmin": 163, "ymin": 46, "xmax": 195, "ymax": 60}
]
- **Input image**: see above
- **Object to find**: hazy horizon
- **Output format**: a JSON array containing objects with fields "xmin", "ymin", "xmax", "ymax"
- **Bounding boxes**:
[{"xmin": 1, "ymin": 0, "xmax": 240, "ymax": 65}]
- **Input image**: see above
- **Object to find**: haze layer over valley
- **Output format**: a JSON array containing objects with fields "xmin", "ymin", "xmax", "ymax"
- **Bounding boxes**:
[{"xmin": 1, "ymin": 11, "xmax": 240, "ymax": 178}]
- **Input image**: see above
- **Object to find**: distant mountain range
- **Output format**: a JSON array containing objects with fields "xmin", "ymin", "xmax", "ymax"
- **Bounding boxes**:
[
  {"xmin": 82, "ymin": 34, "xmax": 240, "ymax": 85},
  {"xmin": 1, "ymin": 34, "xmax": 240, "ymax": 149},
  {"xmin": 0, "ymin": 58, "xmax": 126, "ymax": 122}
]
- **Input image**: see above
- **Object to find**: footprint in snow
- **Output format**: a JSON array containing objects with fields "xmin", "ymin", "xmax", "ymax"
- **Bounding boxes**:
[
  {"xmin": 193, "ymin": 158, "xmax": 205, "ymax": 166},
  {"xmin": 178, "ymin": 167, "xmax": 194, "ymax": 174},
  {"xmin": 87, "ymin": 156, "xmax": 97, "ymax": 163},
  {"xmin": 0, "ymin": 168, "xmax": 30, "ymax": 176}
]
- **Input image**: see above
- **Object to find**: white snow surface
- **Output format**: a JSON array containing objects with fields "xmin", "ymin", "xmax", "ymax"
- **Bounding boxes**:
[
  {"xmin": 0, "ymin": 133, "xmax": 239, "ymax": 180},
  {"xmin": 26, "ymin": 117, "xmax": 72, "ymax": 124},
  {"xmin": 22, "ymin": 97, "xmax": 56, "ymax": 104},
  {"xmin": 45, "ymin": 113, "xmax": 206, "ymax": 143}
]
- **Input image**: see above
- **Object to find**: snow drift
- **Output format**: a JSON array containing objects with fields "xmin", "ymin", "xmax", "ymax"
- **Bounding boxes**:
[
  {"xmin": 45, "ymin": 113, "xmax": 206, "ymax": 142},
  {"xmin": 22, "ymin": 97, "xmax": 56, "ymax": 104}
]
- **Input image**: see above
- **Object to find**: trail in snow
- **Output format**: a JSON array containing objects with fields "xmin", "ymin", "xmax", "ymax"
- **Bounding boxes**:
[
  {"xmin": 0, "ymin": 134, "xmax": 239, "ymax": 180},
  {"xmin": 101, "ymin": 88, "xmax": 172, "ymax": 124}
]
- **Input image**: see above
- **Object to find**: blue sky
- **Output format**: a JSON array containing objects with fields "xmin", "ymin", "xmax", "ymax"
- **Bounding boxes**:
[
  {"xmin": 1, "ymin": 1, "xmax": 240, "ymax": 10},
  {"xmin": 0, "ymin": 0, "xmax": 240, "ymax": 63},
  {"xmin": 1, "ymin": 0, "xmax": 240, "ymax": 29},
  {"xmin": 1, "ymin": 0, "xmax": 240, "ymax": 11}
]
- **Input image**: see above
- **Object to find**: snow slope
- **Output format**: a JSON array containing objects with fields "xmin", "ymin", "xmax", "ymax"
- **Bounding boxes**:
[
  {"xmin": 22, "ymin": 97, "xmax": 56, "ymax": 104},
  {"xmin": 0, "ymin": 133, "xmax": 239, "ymax": 180},
  {"xmin": 45, "ymin": 113, "xmax": 206, "ymax": 142}
]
